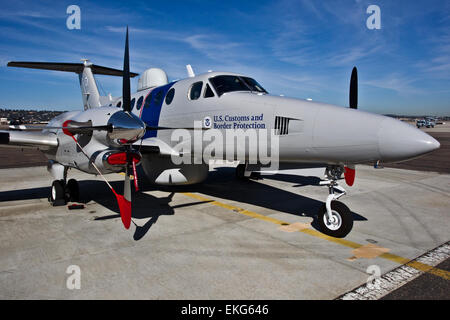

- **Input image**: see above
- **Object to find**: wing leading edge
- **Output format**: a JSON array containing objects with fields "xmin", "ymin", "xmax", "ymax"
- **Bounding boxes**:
[{"xmin": 0, "ymin": 130, "xmax": 58, "ymax": 150}]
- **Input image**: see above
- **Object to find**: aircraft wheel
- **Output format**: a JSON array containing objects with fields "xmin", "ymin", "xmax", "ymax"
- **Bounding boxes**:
[
  {"xmin": 317, "ymin": 201, "xmax": 353, "ymax": 238},
  {"xmin": 66, "ymin": 179, "xmax": 80, "ymax": 202},
  {"xmin": 50, "ymin": 180, "xmax": 66, "ymax": 206}
]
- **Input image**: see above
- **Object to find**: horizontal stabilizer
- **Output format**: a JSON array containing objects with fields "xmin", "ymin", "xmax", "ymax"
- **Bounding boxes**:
[{"xmin": 7, "ymin": 61, "xmax": 139, "ymax": 77}]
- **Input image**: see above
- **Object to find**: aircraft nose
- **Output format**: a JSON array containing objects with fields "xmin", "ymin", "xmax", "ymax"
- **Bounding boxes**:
[{"xmin": 378, "ymin": 117, "xmax": 440, "ymax": 163}]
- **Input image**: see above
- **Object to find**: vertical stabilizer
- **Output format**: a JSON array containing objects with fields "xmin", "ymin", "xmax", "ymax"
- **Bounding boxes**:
[{"xmin": 79, "ymin": 59, "xmax": 102, "ymax": 110}]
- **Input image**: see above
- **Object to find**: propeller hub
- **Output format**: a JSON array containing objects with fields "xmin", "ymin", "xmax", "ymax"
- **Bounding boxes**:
[{"xmin": 107, "ymin": 111, "xmax": 146, "ymax": 144}]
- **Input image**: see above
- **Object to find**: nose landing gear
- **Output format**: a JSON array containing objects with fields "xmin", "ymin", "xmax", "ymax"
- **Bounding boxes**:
[{"xmin": 317, "ymin": 165, "xmax": 353, "ymax": 238}]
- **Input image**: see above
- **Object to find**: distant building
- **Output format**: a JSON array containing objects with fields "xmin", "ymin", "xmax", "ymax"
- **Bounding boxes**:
[{"xmin": 0, "ymin": 117, "xmax": 8, "ymax": 125}]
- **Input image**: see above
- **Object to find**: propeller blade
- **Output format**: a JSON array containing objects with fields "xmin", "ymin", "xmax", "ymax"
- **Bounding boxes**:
[
  {"xmin": 124, "ymin": 162, "xmax": 132, "ymax": 202},
  {"xmin": 122, "ymin": 26, "xmax": 131, "ymax": 113},
  {"xmin": 344, "ymin": 165, "xmax": 356, "ymax": 186},
  {"xmin": 112, "ymin": 190, "xmax": 132, "ymax": 229},
  {"xmin": 10, "ymin": 124, "xmax": 112, "ymax": 134},
  {"xmin": 349, "ymin": 66, "xmax": 358, "ymax": 109}
]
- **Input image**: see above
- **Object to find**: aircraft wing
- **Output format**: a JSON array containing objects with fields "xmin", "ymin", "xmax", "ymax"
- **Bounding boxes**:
[
  {"xmin": 0, "ymin": 130, "xmax": 58, "ymax": 150},
  {"xmin": 133, "ymin": 138, "xmax": 180, "ymax": 157}
]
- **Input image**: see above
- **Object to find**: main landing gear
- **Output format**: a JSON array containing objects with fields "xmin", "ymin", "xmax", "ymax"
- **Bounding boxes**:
[
  {"xmin": 317, "ymin": 165, "xmax": 353, "ymax": 238},
  {"xmin": 47, "ymin": 161, "xmax": 79, "ymax": 206},
  {"xmin": 49, "ymin": 179, "xmax": 80, "ymax": 206}
]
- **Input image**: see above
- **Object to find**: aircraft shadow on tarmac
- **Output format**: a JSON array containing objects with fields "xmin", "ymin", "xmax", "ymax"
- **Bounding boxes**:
[
  {"xmin": 156, "ymin": 166, "xmax": 367, "ymax": 230},
  {"xmin": 0, "ymin": 166, "xmax": 367, "ymax": 240}
]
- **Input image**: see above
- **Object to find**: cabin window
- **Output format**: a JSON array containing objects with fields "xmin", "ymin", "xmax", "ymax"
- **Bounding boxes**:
[
  {"xmin": 116, "ymin": 100, "xmax": 122, "ymax": 108},
  {"xmin": 136, "ymin": 96, "xmax": 144, "ymax": 110},
  {"xmin": 130, "ymin": 98, "xmax": 136, "ymax": 110},
  {"xmin": 165, "ymin": 88, "xmax": 175, "ymax": 105},
  {"xmin": 204, "ymin": 84, "xmax": 215, "ymax": 98},
  {"xmin": 189, "ymin": 81, "xmax": 203, "ymax": 100}
]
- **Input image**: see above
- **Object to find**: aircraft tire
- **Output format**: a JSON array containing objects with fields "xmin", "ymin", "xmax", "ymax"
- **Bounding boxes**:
[
  {"xmin": 317, "ymin": 201, "xmax": 353, "ymax": 238},
  {"xmin": 50, "ymin": 180, "xmax": 66, "ymax": 206},
  {"xmin": 67, "ymin": 179, "xmax": 80, "ymax": 202}
]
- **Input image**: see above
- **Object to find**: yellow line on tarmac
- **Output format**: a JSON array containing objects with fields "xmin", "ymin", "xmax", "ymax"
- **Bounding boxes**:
[{"xmin": 182, "ymin": 192, "xmax": 450, "ymax": 280}]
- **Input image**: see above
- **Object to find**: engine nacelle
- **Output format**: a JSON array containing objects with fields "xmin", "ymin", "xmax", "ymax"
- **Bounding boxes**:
[{"xmin": 90, "ymin": 149, "xmax": 141, "ymax": 175}]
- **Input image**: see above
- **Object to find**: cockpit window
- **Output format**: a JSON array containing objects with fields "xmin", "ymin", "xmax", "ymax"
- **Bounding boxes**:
[
  {"xmin": 209, "ymin": 75, "xmax": 267, "ymax": 96},
  {"xmin": 204, "ymin": 84, "xmax": 215, "ymax": 98},
  {"xmin": 189, "ymin": 81, "xmax": 203, "ymax": 100},
  {"xmin": 241, "ymin": 77, "xmax": 267, "ymax": 93}
]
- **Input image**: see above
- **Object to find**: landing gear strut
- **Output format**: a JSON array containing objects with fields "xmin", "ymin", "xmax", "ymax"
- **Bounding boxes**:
[
  {"xmin": 317, "ymin": 165, "xmax": 353, "ymax": 238},
  {"xmin": 47, "ymin": 162, "xmax": 80, "ymax": 206}
]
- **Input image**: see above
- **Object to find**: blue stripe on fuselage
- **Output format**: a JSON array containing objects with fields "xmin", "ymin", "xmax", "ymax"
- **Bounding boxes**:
[{"xmin": 140, "ymin": 81, "xmax": 176, "ymax": 138}]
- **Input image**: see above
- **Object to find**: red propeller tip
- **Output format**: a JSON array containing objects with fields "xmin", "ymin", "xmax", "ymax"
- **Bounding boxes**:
[
  {"xmin": 344, "ymin": 166, "xmax": 356, "ymax": 186},
  {"xmin": 113, "ymin": 192, "xmax": 132, "ymax": 229}
]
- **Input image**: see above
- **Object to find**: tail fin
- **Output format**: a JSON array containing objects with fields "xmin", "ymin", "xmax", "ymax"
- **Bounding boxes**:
[{"xmin": 7, "ymin": 60, "xmax": 139, "ymax": 110}]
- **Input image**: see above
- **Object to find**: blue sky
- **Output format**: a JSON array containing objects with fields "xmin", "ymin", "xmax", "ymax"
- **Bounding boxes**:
[{"xmin": 0, "ymin": 0, "xmax": 449, "ymax": 116}]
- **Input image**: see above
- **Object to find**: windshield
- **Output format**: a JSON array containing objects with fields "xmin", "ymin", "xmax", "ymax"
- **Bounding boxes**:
[
  {"xmin": 209, "ymin": 75, "xmax": 267, "ymax": 96},
  {"xmin": 241, "ymin": 77, "xmax": 267, "ymax": 93}
]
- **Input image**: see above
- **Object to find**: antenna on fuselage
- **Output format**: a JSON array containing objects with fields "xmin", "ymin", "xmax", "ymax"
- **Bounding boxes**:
[{"xmin": 186, "ymin": 64, "xmax": 195, "ymax": 78}]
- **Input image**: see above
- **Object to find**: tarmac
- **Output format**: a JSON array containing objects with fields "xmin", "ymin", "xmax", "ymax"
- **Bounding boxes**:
[{"xmin": 0, "ymin": 124, "xmax": 449, "ymax": 299}]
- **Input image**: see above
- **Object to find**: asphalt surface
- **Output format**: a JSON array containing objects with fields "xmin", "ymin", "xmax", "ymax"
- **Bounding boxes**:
[
  {"xmin": 0, "ymin": 146, "xmax": 47, "ymax": 169},
  {"xmin": 382, "ymin": 257, "xmax": 450, "ymax": 300}
]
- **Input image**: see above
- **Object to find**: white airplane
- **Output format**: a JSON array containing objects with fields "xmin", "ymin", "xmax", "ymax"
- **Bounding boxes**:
[{"xmin": 0, "ymin": 28, "xmax": 440, "ymax": 237}]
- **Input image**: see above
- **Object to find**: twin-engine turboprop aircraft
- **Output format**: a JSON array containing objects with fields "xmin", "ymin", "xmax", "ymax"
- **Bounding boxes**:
[{"xmin": 0, "ymin": 28, "xmax": 440, "ymax": 237}]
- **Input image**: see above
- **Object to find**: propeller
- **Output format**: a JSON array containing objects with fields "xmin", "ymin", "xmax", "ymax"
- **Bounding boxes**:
[
  {"xmin": 344, "ymin": 66, "xmax": 358, "ymax": 186},
  {"xmin": 112, "ymin": 26, "xmax": 141, "ymax": 229},
  {"xmin": 349, "ymin": 66, "xmax": 358, "ymax": 109},
  {"xmin": 63, "ymin": 27, "xmax": 141, "ymax": 229}
]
